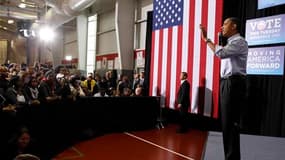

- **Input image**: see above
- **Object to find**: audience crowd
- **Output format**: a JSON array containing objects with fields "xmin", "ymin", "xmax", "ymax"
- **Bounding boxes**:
[{"xmin": 0, "ymin": 61, "xmax": 146, "ymax": 159}]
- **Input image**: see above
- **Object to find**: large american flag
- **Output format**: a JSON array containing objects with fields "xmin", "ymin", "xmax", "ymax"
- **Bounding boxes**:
[{"xmin": 149, "ymin": 0, "xmax": 223, "ymax": 118}]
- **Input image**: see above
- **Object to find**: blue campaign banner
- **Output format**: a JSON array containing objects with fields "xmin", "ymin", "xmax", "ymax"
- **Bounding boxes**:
[
  {"xmin": 245, "ymin": 14, "xmax": 285, "ymax": 46},
  {"xmin": 247, "ymin": 46, "xmax": 284, "ymax": 75},
  {"xmin": 258, "ymin": 0, "xmax": 285, "ymax": 9}
]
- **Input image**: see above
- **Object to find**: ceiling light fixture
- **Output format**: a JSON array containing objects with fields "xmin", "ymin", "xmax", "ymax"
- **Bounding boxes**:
[
  {"xmin": 8, "ymin": 19, "xmax": 14, "ymax": 24},
  {"xmin": 65, "ymin": 56, "xmax": 72, "ymax": 61},
  {"xmin": 18, "ymin": 3, "xmax": 27, "ymax": 8}
]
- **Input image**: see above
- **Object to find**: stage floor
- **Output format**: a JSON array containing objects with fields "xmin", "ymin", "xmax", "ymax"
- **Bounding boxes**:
[
  {"xmin": 204, "ymin": 131, "xmax": 285, "ymax": 160},
  {"xmin": 54, "ymin": 124, "xmax": 285, "ymax": 160},
  {"xmin": 54, "ymin": 124, "xmax": 208, "ymax": 160}
]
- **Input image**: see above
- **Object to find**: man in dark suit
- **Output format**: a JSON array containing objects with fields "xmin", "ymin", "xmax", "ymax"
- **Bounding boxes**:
[{"xmin": 177, "ymin": 72, "xmax": 190, "ymax": 133}]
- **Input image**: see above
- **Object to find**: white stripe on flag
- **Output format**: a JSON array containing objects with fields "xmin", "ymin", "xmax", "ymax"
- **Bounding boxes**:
[
  {"xmin": 160, "ymin": 28, "xmax": 168, "ymax": 107},
  {"xmin": 152, "ymin": 30, "xmax": 160, "ymax": 96},
  {"xmin": 169, "ymin": 26, "xmax": 178, "ymax": 109},
  {"xmin": 191, "ymin": 0, "xmax": 203, "ymax": 113},
  {"xmin": 181, "ymin": 0, "xmax": 189, "ymax": 72},
  {"xmin": 204, "ymin": 0, "xmax": 217, "ymax": 116}
]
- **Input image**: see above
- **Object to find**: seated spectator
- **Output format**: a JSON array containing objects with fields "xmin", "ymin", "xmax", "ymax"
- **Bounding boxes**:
[
  {"xmin": 55, "ymin": 73, "xmax": 71, "ymax": 100},
  {"xmin": 69, "ymin": 75, "xmax": 85, "ymax": 99},
  {"xmin": 4, "ymin": 126, "xmax": 39, "ymax": 159},
  {"xmin": 81, "ymin": 75, "xmax": 96, "ymax": 96},
  {"xmin": 0, "ymin": 66, "xmax": 9, "ymax": 91},
  {"xmin": 106, "ymin": 87, "xmax": 115, "ymax": 97},
  {"xmin": 93, "ymin": 87, "xmax": 108, "ymax": 97},
  {"xmin": 23, "ymin": 77, "xmax": 40, "ymax": 106},
  {"xmin": 134, "ymin": 86, "xmax": 144, "ymax": 96},
  {"xmin": 122, "ymin": 87, "xmax": 132, "ymax": 97},
  {"xmin": 5, "ymin": 76, "xmax": 27, "ymax": 108},
  {"xmin": 14, "ymin": 154, "xmax": 40, "ymax": 160},
  {"xmin": 38, "ymin": 70, "xmax": 60, "ymax": 103},
  {"xmin": 117, "ymin": 75, "xmax": 131, "ymax": 96}
]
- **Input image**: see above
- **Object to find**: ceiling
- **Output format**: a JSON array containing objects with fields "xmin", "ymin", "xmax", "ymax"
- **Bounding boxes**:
[
  {"xmin": 92, "ymin": 0, "xmax": 116, "ymax": 14},
  {"xmin": 0, "ymin": 0, "xmax": 117, "ymax": 35},
  {"xmin": 0, "ymin": 0, "xmax": 46, "ymax": 33}
]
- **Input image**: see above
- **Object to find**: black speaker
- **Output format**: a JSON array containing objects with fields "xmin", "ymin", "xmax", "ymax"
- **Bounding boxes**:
[
  {"xmin": 17, "ymin": 20, "xmax": 33, "ymax": 38},
  {"xmin": 17, "ymin": 20, "xmax": 31, "ymax": 30}
]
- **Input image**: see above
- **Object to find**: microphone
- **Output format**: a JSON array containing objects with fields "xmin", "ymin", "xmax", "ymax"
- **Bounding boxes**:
[{"xmin": 218, "ymin": 32, "xmax": 223, "ymax": 46}]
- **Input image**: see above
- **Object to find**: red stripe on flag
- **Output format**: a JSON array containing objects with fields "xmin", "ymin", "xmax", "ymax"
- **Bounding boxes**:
[
  {"xmin": 149, "ymin": 31, "xmax": 156, "ymax": 96},
  {"xmin": 212, "ymin": 0, "xmax": 223, "ymax": 118},
  {"xmin": 175, "ymin": 25, "xmax": 183, "ymax": 110},
  {"xmin": 198, "ymin": 0, "xmax": 209, "ymax": 114},
  {"xmin": 157, "ymin": 30, "xmax": 164, "ymax": 96},
  {"xmin": 187, "ymin": 0, "xmax": 195, "ymax": 112},
  {"xmin": 165, "ymin": 28, "xmax": 173, "ymax": 108}
]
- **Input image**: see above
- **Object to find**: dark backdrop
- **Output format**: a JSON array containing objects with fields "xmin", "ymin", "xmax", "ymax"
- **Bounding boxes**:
[
  {"xmin": 220, "ymin": 0, "xmax": 285, "ymax": 137},
  {"xmin": 145, "ymin": 0, "xmax": 285, "ymax": 137}
]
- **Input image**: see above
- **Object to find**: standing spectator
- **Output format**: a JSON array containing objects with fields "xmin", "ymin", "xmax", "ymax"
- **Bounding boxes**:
[
  {"xmin": 139, "ymin": 71, "xmax": 145, "ymax": 86},
  {"xmin": 176, "ymin": 72, "xmax": 190, "ymax": 133},
  {"xmin": 132, "ymin": 73, "xmax": 140, "ymax": 92}
]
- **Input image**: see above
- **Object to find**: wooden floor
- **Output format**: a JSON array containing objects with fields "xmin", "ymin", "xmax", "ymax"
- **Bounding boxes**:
[{"xmin": 53, "ymin": 124, "xmax": 208, "ymax": 160}]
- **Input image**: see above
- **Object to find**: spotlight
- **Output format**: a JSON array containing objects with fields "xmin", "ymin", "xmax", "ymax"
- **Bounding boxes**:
[{"xmin": 39, "ymin": 26, "xmax": 55, "ymax": 42}]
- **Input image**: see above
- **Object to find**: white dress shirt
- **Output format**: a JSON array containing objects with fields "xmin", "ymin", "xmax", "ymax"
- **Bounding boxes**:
[{"xmin": 214, "ymin": 33, "xmax": 248, "ymax": 78}]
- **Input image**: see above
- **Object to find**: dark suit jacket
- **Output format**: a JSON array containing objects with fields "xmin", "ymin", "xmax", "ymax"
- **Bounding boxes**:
[{"xmin": 177, "ymin": 80, "xmax": 190, "ymax": 109}]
